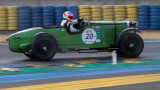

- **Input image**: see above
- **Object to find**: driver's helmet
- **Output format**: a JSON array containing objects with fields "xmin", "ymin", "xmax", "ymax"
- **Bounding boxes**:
[{"xmin": 63, "ymin": 11, "xmax": 73, "ymax": 21}]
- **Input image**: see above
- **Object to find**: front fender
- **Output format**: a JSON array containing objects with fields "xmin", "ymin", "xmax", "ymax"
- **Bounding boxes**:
[
  {"xmin": 33, "ymin": 32, "xmax": 54, "ymax": 38},
  {"xmin": 33, "ymin": 32, "xmax": 59, "ymax": 51}
]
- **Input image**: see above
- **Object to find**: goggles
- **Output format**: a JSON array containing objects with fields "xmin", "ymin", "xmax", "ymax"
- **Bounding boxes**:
[{"xmin": 68, "ymin": 15, "xmax": 73, "ymax": 20}]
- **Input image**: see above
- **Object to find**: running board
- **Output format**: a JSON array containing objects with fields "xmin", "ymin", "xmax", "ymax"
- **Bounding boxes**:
[
  {"xmin": 108, "ymin": 48, "xmax": 119, "ymax": 50},
  {"xmin": 78, "ymin": 50, "xmax": 98, "ymax": 53}
]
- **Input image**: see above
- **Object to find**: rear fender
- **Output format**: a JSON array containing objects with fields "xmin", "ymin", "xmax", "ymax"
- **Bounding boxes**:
[{"xmin": 116, "ymin": 28, "xmax": 141, "ymax": 46}]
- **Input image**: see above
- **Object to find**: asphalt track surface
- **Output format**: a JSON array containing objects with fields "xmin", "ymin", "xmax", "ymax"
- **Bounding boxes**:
[
  {"xmin": 0, "ymin": 42, "xmax": 160, "ymax": 90},
  {"xmin": 0, "ymin": 42, "xmax": 160, "ymax": 63}
]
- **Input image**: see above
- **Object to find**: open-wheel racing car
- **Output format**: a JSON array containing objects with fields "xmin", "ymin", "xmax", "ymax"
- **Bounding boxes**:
[{"xmin": 8, "ymin": 18, "xmax": 144, "ymax": 60}]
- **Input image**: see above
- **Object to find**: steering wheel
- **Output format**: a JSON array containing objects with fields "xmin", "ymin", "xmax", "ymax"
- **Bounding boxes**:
[
  {"xmin": 77, "ymin": 18, "xmax": 85, "ymax": 32},
  {"xmin": 68, "ymin": 18, "xmax": 85, "ymax": 35}
]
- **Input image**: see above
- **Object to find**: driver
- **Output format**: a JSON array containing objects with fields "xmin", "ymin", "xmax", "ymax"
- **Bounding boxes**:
[{"xmin": 61, "ymin": 11, "xmax": 82, "ymax": 32}]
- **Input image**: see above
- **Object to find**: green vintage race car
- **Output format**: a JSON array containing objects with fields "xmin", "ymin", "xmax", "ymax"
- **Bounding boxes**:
[{"xmin": 8, "ymin": 19, "xmax": 144, "ymax": 60}]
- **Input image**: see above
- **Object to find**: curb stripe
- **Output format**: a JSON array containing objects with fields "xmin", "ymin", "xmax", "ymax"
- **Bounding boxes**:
[
  {"xmin": 0, "ymin": 65, "xmax": 160, "ymax": 83},
  {"xmin": 2, "ymin": 73, "xmax": 160, "ymax": 90},
  {"xmin": 144, "ymin": 40, "xmax": 160, "ymax": 42}
]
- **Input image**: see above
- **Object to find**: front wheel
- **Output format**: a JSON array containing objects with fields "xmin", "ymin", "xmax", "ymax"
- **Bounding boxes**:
[
  {"xmin": 119, "ymin": 33, "xmax": 144, "ymax": 58},
  {"xmin": 32, "ymin": 36, "xmax": 57, "ymax": 60},
  {"xmin": 24, "ymin": 53, "xmax": 35, "ymax": 59}
]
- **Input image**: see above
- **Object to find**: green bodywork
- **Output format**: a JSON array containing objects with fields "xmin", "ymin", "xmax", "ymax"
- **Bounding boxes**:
[{"xmin": 8, "ymin": 21, "xmax": 128, "ymax": 53}]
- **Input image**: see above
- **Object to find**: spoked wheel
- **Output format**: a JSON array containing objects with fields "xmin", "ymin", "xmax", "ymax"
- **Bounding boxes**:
[
  {"xmin": 32, "ymin": 36, "xmax": 57, "ymax": 60},
  {"xmin": 119, "ymin": 33, "xmax": 144, "ymax": 58}
]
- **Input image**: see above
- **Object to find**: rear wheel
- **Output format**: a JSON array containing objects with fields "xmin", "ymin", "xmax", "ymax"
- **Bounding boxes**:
[
  {"xmin": 32, "ymin": 36, "xmax": 57, "ymax": 60},
  {"xmin": 119, "ymin": 33, "xmax": 144, "ymax": 58}
]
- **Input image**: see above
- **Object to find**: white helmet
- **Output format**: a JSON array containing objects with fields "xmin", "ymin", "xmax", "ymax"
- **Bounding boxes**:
[{"xmin": 63, "ymin": 11, "xmax": 73, "ymax": 20}]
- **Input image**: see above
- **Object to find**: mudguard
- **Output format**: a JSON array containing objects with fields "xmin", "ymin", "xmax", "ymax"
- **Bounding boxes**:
[
  {"xmin": 116, "ymin": 28, "xmax": 141, "ymax": 46},
  {"xmin": 33, "ymin": 32, "xmax": 59, "ymax": 51}
]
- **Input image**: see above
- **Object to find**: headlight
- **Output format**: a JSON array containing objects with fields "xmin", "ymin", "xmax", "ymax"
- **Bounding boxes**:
[
  {"xmin": 127, "ymin": 21, "xmax": 138, "ymax": 28},
  {"xmin": 131, "ymin": 21, "xmax": 138, "ymax": 28}
]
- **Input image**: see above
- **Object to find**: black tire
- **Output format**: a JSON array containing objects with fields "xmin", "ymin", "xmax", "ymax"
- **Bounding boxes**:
[
  {"xmin": 24, "ymin": 53, "xmax": 35, "ymax": 59},
  {"xmin": 32, "ymin": 36, "xmax": 57, "ymax": 60},
  {"xmin": 116, "ymin": 50, "xmax": 123, "ymax": 57},
  {"xmin": 119, "ymin": 33, "xmax": 144, "ymax": 58}
]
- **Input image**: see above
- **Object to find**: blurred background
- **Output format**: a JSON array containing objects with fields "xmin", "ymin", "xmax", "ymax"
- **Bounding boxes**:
[{"xmin": 0, "ymin": 0, "xmax": 159, "ymax": 31}]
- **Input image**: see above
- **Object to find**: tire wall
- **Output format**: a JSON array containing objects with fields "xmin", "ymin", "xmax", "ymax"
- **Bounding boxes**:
[
  {"xmin": 1, "ymin": 5, "xmax": 160, "ymax": 30},
  {"xmin": 43, "ymin": 6, "xmax": 55, "ymax": 26},
  {"xmin": 0, "ymin": 7, "xmax": 7, "ymax": 30},
  {"xmin": 18, "ymin": 6, "xmax": 32, "ymax": 30},
  {"xmin": 102, "ymin": 5, "xmax": 114, "ymax": 21},
  {"xmin": 150, "ymin": 5, "xmax": 160, "ymax": 29},
  {"xmin": 91, "ymin": 5, "xmax": 102, "ymax": 21},
  {"xmin": 114, "ymin": 5, "xmax": 126, "ymax": 21},
  {"xmin": 126, "ymin": 5, "xmax": 138, "ymax": 22},
  {"xmin": 7, "ymin": 6, "xmax": 18, "ymax": 30},
  {"xmin": 138, "ymin": 5, "xmax": 150, "ymax": 30},
  {"xmin": 55, "ymin": 6, "xmax": 66, "ymax": 25},
  {"xmin": 79, "ymin": 5, "xmax": 91, "ymax": 20},
  {"xmin": 32, "ymin": 6, "xmax": 43, "ymax": 27}
]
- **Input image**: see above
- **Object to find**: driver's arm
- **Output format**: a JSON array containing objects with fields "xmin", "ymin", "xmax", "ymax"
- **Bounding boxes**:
[
  {"xmin": 68, "ymin": 21, "xmax": 79, "ymax": 32},
  {"xmin": 61, "ymin": 20, "xmax": 67, "ymax": 26},
  {"xmin": 72, "ymin": 19, "xmax": 78, "ymax": 25},
  {"xmin": 72, "ymin": 18, "xmax": 84, "ymax": 25}
]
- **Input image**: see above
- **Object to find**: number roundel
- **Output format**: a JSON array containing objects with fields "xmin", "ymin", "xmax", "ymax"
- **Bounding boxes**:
[{"xmin": 82, "ymin": 28, "xmax": 97, "ymax": 44}]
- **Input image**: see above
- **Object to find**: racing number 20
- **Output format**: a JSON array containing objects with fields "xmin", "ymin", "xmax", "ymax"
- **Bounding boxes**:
[
  {"xmin": 86, "ymin": 34, "xmax": 93, "ymax": 39},
  {"xmin": 82, "ymin": 29, "xmax": 97, "ymax": 44}
]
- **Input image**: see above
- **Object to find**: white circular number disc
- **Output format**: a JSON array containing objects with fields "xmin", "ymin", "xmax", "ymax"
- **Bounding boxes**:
[{"xmin": 82, "ymin": 29, "xmax": 97, "ymax": 44}]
